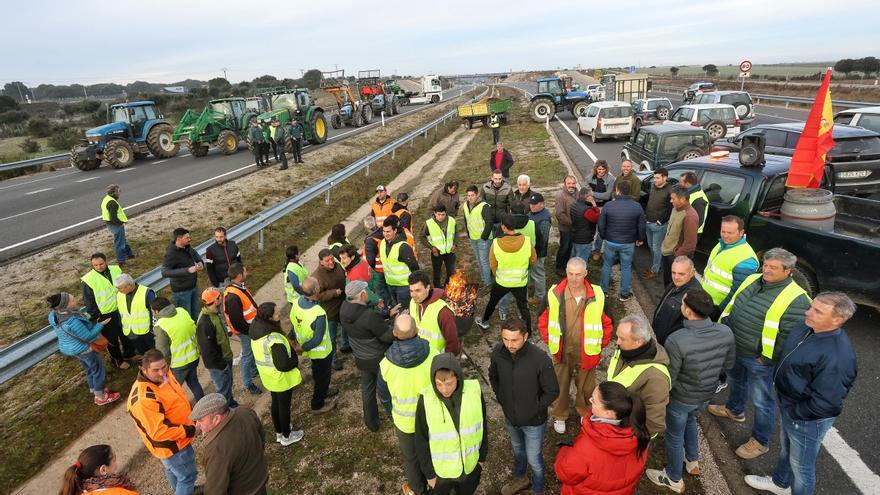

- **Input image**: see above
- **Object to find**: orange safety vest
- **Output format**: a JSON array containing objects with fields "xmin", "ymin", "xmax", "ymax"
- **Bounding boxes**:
[
  {"xmin": 372, "ymin": 199, "xmax": 396, "ymax": 226},
  {"xmin": 127, "ymin": 373, "xmax": 194, "ymax": 459},
  {"xmin": 84, "ymin": 487, "xmax": 139, "ymax": 495},
  {"xmin": 223, "ymin": 284, "xmax": 257, "ymax": 334},
  {"xmin": 403, "ymin": 227, "xmax": 418, "ymax": 260}
]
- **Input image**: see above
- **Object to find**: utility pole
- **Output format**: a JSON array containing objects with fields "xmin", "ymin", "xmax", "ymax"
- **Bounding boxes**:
[
  {"xmin": 16, "ymin": 82, "xmax": 24, "ymax": 102},
  {"xmin": 221, "ymin": 67, "xmax": 228, "ymax": 80}
]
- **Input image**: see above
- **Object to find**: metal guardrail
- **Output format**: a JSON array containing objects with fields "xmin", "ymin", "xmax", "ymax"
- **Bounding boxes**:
[
  {"xmin": 0, "ymin": 153, "xmax": 68, "ymax": 172},
  {"xmin": 0, "ymin": 86, "xmax": 486, "ymax": 385},
  {"xmin": 650, "ymin": 85, "xmax": 875, "ymax": 109}
]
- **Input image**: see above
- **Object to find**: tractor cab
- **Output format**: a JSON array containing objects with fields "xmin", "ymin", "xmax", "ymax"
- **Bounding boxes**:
[
  {"xmin": 537, "ymin": 78, "xmax": 565, "ymax": 104},
  {"xmin": 107, "ymin": 101, "xmax": 159, "ymax": 140},
  {"xmin": 208, "ymin": 98, "xmax": 248, "ymax": 131},
  {"xmin": 245, "ymin": 96, "xmax": 268, "ymax": 114}
]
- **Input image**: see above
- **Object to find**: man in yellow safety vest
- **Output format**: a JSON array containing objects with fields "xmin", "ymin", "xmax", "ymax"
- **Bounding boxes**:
[
  {"xmin": 708, "ymin": 248, "xmax": 811, "ymax": 460},
  {"xmin": 379, "ymin": 217, "xmax": 420, "ymax": 309},
  {"xmin": 700, "ymin": 215, "xmax": 759, "ymax": 317},
  {"xmin": 81, "ymin": 252, "xmax": 132, "ymax": 368},
  {"xmin": 114, "ymin": 272, "xmax": 156, "ymax": 356},
  {"xmin": 414, "ymin": 352, "xmax": 488, "ymax": 495},
  {"xmin": 100, "ymin": 183, "xmax": 134, "ymax": 265},
  {"xmin": 150, "ymin": 297, "xmax": 204, "ymax": 401},
  {"xmin": 290, "ymin": 277, "xmax": 338, "ymax": 414},
  {"xmin": 423, "ymin": 204, "xmax": 457, "ymax": 288},
  {"xmin": 679, "ymin": 171, "xmax": 708, "ymax": 235},
  {"xmin": 462, "ymin": 185, "xmax": 493, "ymax": 285},
  {"xmin": 489, "ymin": 112, "xmax": 501, "ymax": 144},
  {"xmin": 408, "ymin": 271, "xmax": 459, "ymax": 355}
]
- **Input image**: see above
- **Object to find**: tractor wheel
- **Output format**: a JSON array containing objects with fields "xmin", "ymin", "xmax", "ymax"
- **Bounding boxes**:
[
  {"xmin": 190, "ymin": 143, "xmax": 209, "ymax": 157},
  {"xmin": 464, "ymin": 119, "xmax": 473, "ymax": 130},
  {"xmin": 217, "ymin": 130, "xmax": 238, "ymax": 155},
  {"xmin": 353, "ymin": 110, "xmax": 364, "ymax": 128},
  {"xmin": 309, "ymin": 110, "xmax": 327, "ymax": 145},
  {"xmin": 69, "ymin": 148, "xmax": 100, "ymax": 171},
  {"xmin": 529, "ymin": 98, "xmax": 555, "ymax": 123},
  {"xmin": 393, "ymin": 98, "xmax": 401, "ymax": 115},
  {"xmin": 362, "ymin": 104, "xmax": 373, "ymax": 124},
  {"xmin": 384, "ymin": 98, "xmax": 393, "ymax": 116},
  {"xmin": 146, "ymin": 123, "xmax": 179, "ymax": 158},
  {"xmin": 104, "ymin": 140, "xmax": 135, "ymax": 168},
  {"xmin": 284, "ymin": 137, "xmax": 294, "ymax": 154},
  {"xmin": 331, "ymin": 114, "xmax": 342, "ymax": 129},
  {"xmin": 571, "ymin": 101, "xmax": 589, "ymax": 118}
]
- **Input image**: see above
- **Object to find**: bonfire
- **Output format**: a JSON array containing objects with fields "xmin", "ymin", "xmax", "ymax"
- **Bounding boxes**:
[{"xmin": 444, "ymin": 269, "xmax": 478, "ymax": 318}]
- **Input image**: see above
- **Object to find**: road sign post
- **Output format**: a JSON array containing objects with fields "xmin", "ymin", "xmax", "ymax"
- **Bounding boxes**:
[{"xmin": 739, "ymin": 60, "xmax": 752, "ymax": 90}]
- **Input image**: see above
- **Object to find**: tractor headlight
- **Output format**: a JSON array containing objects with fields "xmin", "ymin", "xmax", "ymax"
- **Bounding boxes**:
[{"xmin": 86, "ymin": 135, "xmax": 101, "ymax": 144}]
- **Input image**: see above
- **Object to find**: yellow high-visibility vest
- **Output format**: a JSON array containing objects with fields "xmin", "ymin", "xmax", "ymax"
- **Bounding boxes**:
[
  {"xmin": 463, "ymin": 201, "xmax": 487, "ymax": 240},
  {"xmin": 700, "ymin": 241, "xmax": 758, "ymax": 305},
  {"xmin": 380, "ymin": 349, "xmax": 438, "ymax": 433},
  {"xmin": 100, "ymin": 195, "xmax": 128, "ymax": 223},
  {"xmin": 81, "ymin": 265, "xmax": 122, "ymax": 314},
  {"xmin": 117, "ymin": 284, "xmax": 151, "ymax": 336},
  {"xmin": 156, "ymin": 307, "xmax": 199, "ymax": 368},
  {"xmin": 492, "ymin": 237, "xmax": 530, "ymax": 287},
  {"xmin": 420, "ymin": 380, "xmax": 483, "ymax": 478},
  {"xmin": 546, "ymin": 284, "xmax": 605, "ymax": 356},
  {"xmin": 379, "ymin": 240, "xmax": 411, "ymax": 287},
  {"xmin": 252, "ymin": 332, "xmax": 303, "ymax": 392},
  {"xmin": 426, "ymin": 217, "xmax": 456, "ymax": 254},
  {"xmin": 290, "ymin": 301, "xmax": 333, "ymax": 360},
  {"xmin": 410, "ymin": 297, "xmax": 450, "ymax": 353},
  {"xmin": 689, "ymin": 188, "xmax": 709, "ymax": 234}
]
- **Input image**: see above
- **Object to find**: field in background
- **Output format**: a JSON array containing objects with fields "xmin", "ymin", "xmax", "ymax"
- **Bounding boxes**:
[{"xmin": 644, "ymin": 63, "xmax": 830, "ymax": 78}]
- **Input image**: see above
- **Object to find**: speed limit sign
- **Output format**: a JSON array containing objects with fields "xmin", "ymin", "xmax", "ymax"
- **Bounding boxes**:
[{"xmin": 740, "ymin": 60, "xmax": 753, "ymax": 73}]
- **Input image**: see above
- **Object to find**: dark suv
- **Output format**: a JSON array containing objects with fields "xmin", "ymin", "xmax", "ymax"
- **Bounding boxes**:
[
  {"xmin": 692, "ymin": 91, "xmax": 755, "ymax": 129},
  {"xmin": 631, "ymin": 98, "xmax": 673, "ymax": 130},
  {"xmin": 713, "ymin": 122, "xmax": 880, "ymax": 196},
  {"xmin": 621, "ymin": 125, "xmax": 711, "ymax": 171},
  {"xmin": 683, "ymin": 81, "xmax": 715, "ymax": 103}
]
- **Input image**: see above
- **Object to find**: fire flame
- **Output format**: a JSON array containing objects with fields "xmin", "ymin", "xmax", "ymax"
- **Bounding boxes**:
[{"xmin": 444, "ymin": 270, "xmax": 478, "ymax": 317}]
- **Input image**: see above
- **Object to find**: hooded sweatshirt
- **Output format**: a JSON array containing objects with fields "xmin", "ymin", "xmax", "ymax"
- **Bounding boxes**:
[
  {"xmin": 154, "ymin": 304, "xmax": 181, "ymax": 362},
  {"xmin": 413, "ymin": 288, "xmax": 460, "ymax": 355},
  {"xmin": 489, "ymin": 233, "xmax": 537, "ymax": 275},
  {"xmin": 414, "ymin": 353, "xmax": 488, "ymax": 481}
]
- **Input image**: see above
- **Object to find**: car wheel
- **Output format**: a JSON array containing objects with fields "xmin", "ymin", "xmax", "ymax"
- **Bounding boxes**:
[
  {"xmin": 735, "ymin": 104, "xmax": 750, "ymax": 118},
  {"xmin": 705, "ymin": 120, "xmax": 726, "ymax": 140},
  {"xmin": 676, "ymin": 147, "xmax": 704, "ymax": 161},
  {"xmin": 591, "ymin": 129, "xmax": 598, "ymax": 143},
  {"xmin": 655, "ymin": 106, "xmax": 670, "ymax": 120}
]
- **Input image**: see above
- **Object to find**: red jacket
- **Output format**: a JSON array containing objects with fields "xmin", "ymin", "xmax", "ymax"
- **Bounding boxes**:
[
  {"xmin": 555, "ymin": 413, "xmax": 648, "ymax": 495},
  {"xmin": 538, "ymin": 279, "xmax": 613, "ymax": 370},
  {"xmin": 346, "ymin": 258, "xmax": 370, "ymax": 284}
]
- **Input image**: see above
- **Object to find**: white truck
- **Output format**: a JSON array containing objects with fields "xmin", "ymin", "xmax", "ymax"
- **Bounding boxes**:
[{"xmin": 404, "ymin": 75, "xmax": 443, "ymax": 105}]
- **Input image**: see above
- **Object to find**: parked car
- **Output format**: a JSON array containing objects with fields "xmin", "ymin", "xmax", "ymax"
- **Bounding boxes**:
[
  {"xmin": 637, "ymin": 152, "xmax": 880, "ymax": 307},
  {"xmin": 631, "ymin": 98, "xmax": 674, "ymax": 130},
  {"xmin": 834, "ymin": 106, "xmax": 880, "ymax": 134},
  {"xmin": 692, "ymin": 90, "xmax": 755, "ymax": 129},
  {"xmin": 665, "ymin": 103, "xmax": 740, "ymax": 140},
  {"xmin": 576, "ymin": 101, "xmax": 634, "ymax": 142},
  {"xmin": 713, "ymin": 122, "xmax": 880, "ymax": 196},
  {"xmin": 682, "ymin": 81, "xmax": 715, "ymax": 103},
  {"xmin": 586, "ymin": 84, "xmax": 605, "ymax": 101},
  {"xmin": 621, "ymin": 125, "xmax": 710, "ymax": 171}
]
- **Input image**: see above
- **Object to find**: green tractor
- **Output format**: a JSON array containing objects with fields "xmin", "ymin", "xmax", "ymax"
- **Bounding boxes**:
[
  {"xmin": 172, "ymin": 97, "xmax": 259, "ymax": 157},
  {"xmin": 255, "ymin": 87, "xmax": 328, "ymax": 148}
]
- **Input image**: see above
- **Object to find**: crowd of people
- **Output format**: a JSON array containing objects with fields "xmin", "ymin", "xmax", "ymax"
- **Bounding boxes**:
[{"xmin": 48, "ymin": 152, "xmax": 858, "ymax": 495}]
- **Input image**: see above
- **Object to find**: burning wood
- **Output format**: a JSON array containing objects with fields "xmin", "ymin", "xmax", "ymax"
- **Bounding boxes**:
[{"xmin": 444, "ymin": 270, "xmax": 478, "ymax": 317}]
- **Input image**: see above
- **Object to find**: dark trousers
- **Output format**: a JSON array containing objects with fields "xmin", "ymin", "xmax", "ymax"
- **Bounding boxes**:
[
  {"xmin": 482, "ymin": 283, "xmax": 531, "ymax": 333},
  {"xmin": 253, "ymin": 144, "xmax": 266, "ymax": 166},
  {"xmin": 358, "ymin": 360, "xmax": 391, "ymax": 432},
  {"xmin": 263, "ymin": 141, "xmax": 273, "ymax": 163},
  {"xmin": 311, "ymin": 356, "xmax": 333, "ymax": 410},
  {"xmin": 395, "ymin": 427, "xmax": 428, "ymax": 495},
  {"xmin": 662, "ymin": 255, "xmax": 675, "ymax": 288},
  {"xmin": 270, "ymin": 387, "xmax": 293, "ymax": 436},
  {"xmin": 128, "ymin": 332, "xmax": 155, "ymax": 356},
  {"xmin": 492, "ymin": 127, "xmax": 500, "ymax": 144},
  {"xmin": 100, "ymin": 311, "xmax": 133, "ymax": 366},
  {"xmin": 555, "ymin": 230, "xmax": 573, "ymax": 271},
  {"xmin": 431, "ymin": 252, "xmax": 457, "ymax": 288},
  {"xmin": 292, "ymin": 138, "xmax": 303, "ymax": 162},
  {"xmin": 432, "ymin": 464, "xmax": 482, "ymax": 495},
  {"xmin": 271, "ymin": 140, "xmax": 287, "ymax": 168}
]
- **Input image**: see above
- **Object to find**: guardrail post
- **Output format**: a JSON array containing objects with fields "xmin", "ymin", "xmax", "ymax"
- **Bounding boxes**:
[
  {"xmin": 545, "ymin": 115, "xmax": 550, "ymax": 130},
  {"xmin": 392, "ymin": 149, "xmax": 396, "ymax": 160},
  {"xmin": 325, "ymin": 189, "xmax": 331, "ymax": 205},
  {"xmin": 785, "ymin": 101, "xmax": 790, "ymax": 109},
  {"xmin": 381, "ymin": 111, "xmax": 385, "ymax": 127},
  {"xmin": 258, "ymin": 229, "xmax": 264, "ymax": 251},
  {"xmin": 365, "ymin": 162, "xmax": 370, "ymax": 176}
]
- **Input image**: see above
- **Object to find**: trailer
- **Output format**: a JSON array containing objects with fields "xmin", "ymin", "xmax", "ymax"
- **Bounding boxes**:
[{"xmin": 458, "ymin": 97, "xmax": 512, "ymax": 129}]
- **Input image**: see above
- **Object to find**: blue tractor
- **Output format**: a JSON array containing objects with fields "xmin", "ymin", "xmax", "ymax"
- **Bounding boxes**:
[
  {"xmin": 69, "ymin": 101, "xmax": 179, "ymax": 170},
  {"xmin": 528, "ymin": 77, "xmax": 592, "ymax": 123}
]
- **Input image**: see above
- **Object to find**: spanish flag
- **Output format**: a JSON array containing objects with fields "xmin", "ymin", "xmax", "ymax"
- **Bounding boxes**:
[{"xmin": 786, "ymin": 68, "xmax": 835, "ymax": 188}]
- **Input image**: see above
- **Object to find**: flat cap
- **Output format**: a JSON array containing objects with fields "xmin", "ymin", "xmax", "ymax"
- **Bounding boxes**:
[
  {"xmin": 188, "ymin": 393, "xmax": 228, "ymax": 421},
  {"xmin": 345, "ymin": 279, "xmax": 369, "ymax": 300}
]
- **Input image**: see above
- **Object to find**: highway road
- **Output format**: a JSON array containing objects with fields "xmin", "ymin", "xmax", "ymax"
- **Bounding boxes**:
[
  {"xmin": 0, "ymin": 87, "xmax": 470, "ymax": 263},
  {"xmin": 506, "ymin": 81, "xmax": 879, "ymax": 494}
]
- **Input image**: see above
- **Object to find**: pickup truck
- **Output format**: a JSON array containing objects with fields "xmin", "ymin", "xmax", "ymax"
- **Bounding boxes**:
[{"xmin": 640, "ymin": 152, "xmax": 880, "ymax": 307}]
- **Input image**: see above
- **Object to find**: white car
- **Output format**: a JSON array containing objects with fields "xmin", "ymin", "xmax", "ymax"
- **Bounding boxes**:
[
  {"xmin": 586, "ymin": 84, "xmax": 605, "ymax": 101},
  {"xmin": 665, "ymin": 103, "xmax": 741, "ymax": 140},
  {"xmin": 577, "ymin": 101, "xmax": 634, "ymax": 142},
  {"xmin": 834, "ymin": 106, "xmax": 880, "ymax": 134}
]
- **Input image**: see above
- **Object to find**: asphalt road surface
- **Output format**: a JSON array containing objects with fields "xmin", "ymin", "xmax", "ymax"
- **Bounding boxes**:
[
  {"xmin": 0, "ymin": 87, "xmax": 471, "ymax": 263},
  {"xmin": 505, "ymin": 81, "xmax": 879, "ymax": 494}
]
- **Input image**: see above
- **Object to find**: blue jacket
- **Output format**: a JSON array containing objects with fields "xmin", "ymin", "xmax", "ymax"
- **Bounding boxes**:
[
  {"xmin": 715, "ymin": 236, "xmax": 760, "ymax": 309},
  {"xmin": 528, "ymin": 207, "xmax": 552, "ymax": 257},
  {"xmin": 597, "ymin": 196, "xmax": 646, "ymax": 244},
  {"xmin": 385, "ymin": 336, "xmax": 431, "ymax": 368},
  {"xmin": 293, "ymin": 297, "xmax": 327, "ymax": 352},
  {"xmin": 774, "ymin": 322, "xmax": 857, "ymax": 421},
  {"xmin": 49, "ymin": 310, "xmax": 104, "ymax": 356}
]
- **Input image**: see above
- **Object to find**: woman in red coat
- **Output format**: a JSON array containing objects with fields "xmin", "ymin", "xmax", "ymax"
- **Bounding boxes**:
[{"xmin": 555, "ymin": 381, "xmax": 650, "ymax": 494}]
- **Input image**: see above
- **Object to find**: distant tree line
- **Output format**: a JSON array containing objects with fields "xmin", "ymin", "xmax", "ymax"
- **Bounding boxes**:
[{"xmin": 833, "ymin": 57, "xmax": 880, "ymax": 78}]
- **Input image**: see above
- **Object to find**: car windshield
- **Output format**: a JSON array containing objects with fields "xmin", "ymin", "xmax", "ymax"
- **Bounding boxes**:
[
  {"xmin": 830, "ymin": 136, "xmax": 880, "ymax": 157},
  {"xmin": 210, "ymin": 102, "xmax": 234, "ymax": 116},
  {"xmin": 601, "ymin": 106, "xmax": 632, "ymax": 118},
  {"xmin": 270, "ymin": 93, "xmax": 298, "ymax": 110},
  {"xmin": 671, "ymin": 107, "xmax": 694, "ymax": 122},
  {"xmin": 112, "ymin": 107, "xmax": 128, "ymax": 123}
]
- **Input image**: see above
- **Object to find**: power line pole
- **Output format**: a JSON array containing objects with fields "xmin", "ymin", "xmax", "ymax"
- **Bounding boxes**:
[{"xmin": 221, "ymin": 67, "xmax": 228, "ymax": 80}]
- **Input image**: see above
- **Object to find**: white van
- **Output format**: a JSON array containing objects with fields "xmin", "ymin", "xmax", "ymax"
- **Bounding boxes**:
[
  {"xmin": 834, "ymin": 106, "xmax": 880, "ymax": 134},
  {"xmin": 665, "ymin": 103, "xmax": 741, "ymax": 140},
  {"xmin": 577, "ymin": 101, "xmax": 633, "ymax": 142}
]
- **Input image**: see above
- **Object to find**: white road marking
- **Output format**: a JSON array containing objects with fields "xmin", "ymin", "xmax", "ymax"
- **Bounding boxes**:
[
  {"xmin": 24, "ymin": 187, "xmax": 53, "ymax": 195},
  {"xmin": 756, "ymin": 112, "xmax": 802, "ymax": 121},
  {"xmin": 180, "ymin": 153, "xmax": 191, "ymax": 158},
  {"xmin": 553, "ymin": 116, "xmax": 599, "ymax": 162},
  {"xmin": 823, "ymin": 427, "xmax": 880, "ymax": 494},
  {"xmin": 152, "ymin": 159, "xmax": 168, "ymax": 165},
  {"xmin": 0, "ymin": 170, "xmax": 79, "ymax": 191},
  {"xmin": 75, "ymin": 177, "xmax": 99, "ymax": 183},
  {"xmin": 115, "ymin": 168, "xmax": 137, "ymax": 173},
  {"xmin": 0, "ymin": 199, "xmax": 75, "ymax": 222}
]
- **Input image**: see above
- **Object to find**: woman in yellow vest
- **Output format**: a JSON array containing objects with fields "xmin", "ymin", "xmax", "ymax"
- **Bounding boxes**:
[
  {"xmin": 250, "ymin": 302, "xmax": 305, "ymax": 446},
  {"xmin": 414, "ymin": 353, "xmax": 487, "ymax": 495},
  {"xmin": 59, "ymin": 444, "xmax": 139, "ymax": 495}
]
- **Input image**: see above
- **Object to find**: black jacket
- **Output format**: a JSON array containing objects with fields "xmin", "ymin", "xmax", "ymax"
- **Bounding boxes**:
[
  {"xmin": 224, "ymin": 282, "xmax": 257, "ymax": 335},
  {"xmin": 489, "ymin": 149, "xmax": 514, "ymax": 178},
  {"xmin": 569, "ymin": 199, "xmax": 597, "ymax": 245},
  {"xmin": 339, "ymin": 300, "xmax": 393, "ymax": 368},
  {"xmin": 205, "ymin": 240, "xmax": 242, "ymax": 287},
  {"xmin": 489, "ymin": 340, "xmax": 559, "ymax": 427},
  {"xmin": 652, "ymin": 277, "xmax": 702, "ymax": 346},
  {"xmin": 161, "ymin": 241, "xmax": 203, "ymax": 292},
  {"xmin": 196, "ymin": 310, "xmax": 230, "ymax": 370},
  {"xmin": 249, "ymin": 318, "xmax": 298, "ymax": 372},
  {"xmin": 81, "ymin": 268, "xmax": 116, "ymax": 318}
]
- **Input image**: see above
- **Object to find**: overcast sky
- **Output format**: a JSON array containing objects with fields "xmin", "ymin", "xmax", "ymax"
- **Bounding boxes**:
[{"xmin": 2, "ymin": 0, "xmax": 878, "ymax": 86}]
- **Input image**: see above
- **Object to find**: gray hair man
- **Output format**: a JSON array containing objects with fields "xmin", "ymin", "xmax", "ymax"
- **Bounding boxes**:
[
  {"xmin": 114, "ymin": 273, "xmax": 156, "ymax": 356},
  {"xmin": 607, "ymin": 314, "xmax": 671, "ymax": 438},
  {"xmin": 708, "ymin": 247, "xmax": 811, "ymax": 460},
  {"xmin": 652, "ymin": 256, "xmax": 701, "ymax": 346}
]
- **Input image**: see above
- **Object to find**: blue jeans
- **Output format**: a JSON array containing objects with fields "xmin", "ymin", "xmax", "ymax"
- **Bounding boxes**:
[
  {"xmin": 592, "ymin": 230, "xmax": 604, "ymax": 253},
  {"xmin": 772, "ymin": 408, "xmax": 835, "ymax": 495},
  {"xmin": 77, "ymin": 351, "xmax": 106, "ymax": 395},
  {"xmin": 469, "ymin": 238, "xmax": 491, "ymax": 285},
  {"xmin": 328, "ymin": 319, "xmax": 339, "ymax": 364},
  {"xmin": 171, "ymin": 361, "xmax": 204, "ymax": 402},
  {"xmin": 645, "ymin": 222, "xmax": 668, "ymax": 273},
  {"xmin": 389, "ymin": 284, "xmax": 411, "ymax": 310},
  {"xmin": 725, "ymin": 356, "xmax": 776, "ymax": 446},
  {"xmin": 106, "ymin": 223, "xmax": 133, "ymax": 263},
  {"xmin": 338, "ymin": 320, "xmax": 351, "ymax": 352},
  {"xmin": 601, "ymin": 241, "xmax": 635, "ymax": 296},
  {"xmin": 665, "ymin": 399, "xmax": 709, "ymax": 482},
  {"xmin": 172, "ymin": 289, "xmax": 200, "ymax": 321},
  {"xmin": 571, "ymin": 242, "xmax": 592, "ymax": 261},
  {"xmin": 504, "ymin": 419, "xmax": 546, "ymax": 493},
  {"xmin": 208, "ymin": 360, "xmax": 237, "ymax": 407},
  {"xmin": 555, "ymin": 230, "xmax": 573, "ymax": 271},
  {"xmin": 530, "ymin": 257, "xmax": 547, "ymax": 299},
  {"xmin": 160, "ymin": 444, "xmax": 197, "ymax": 495},
  {"xmin": 238, "ymin": 334, "xmax": 258, "ymax": 388}
]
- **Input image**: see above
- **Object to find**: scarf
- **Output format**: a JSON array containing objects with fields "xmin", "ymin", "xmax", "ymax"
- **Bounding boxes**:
[
  {"xmin": 82, "ymin": 473, "xmax": 136, "ymax": 492},
  {"xmin": 619, "ymin": 338, "xmax": 656, "ymax": 362}
]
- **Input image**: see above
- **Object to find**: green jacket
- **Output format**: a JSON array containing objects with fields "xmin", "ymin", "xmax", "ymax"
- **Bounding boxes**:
[
  {"xmin": 288, "ymin": 122, "xmax": 304, "ymax": 139},
  {"xmin": 247, "ymin": 126, "xmax": 264, "ymax": 143}
]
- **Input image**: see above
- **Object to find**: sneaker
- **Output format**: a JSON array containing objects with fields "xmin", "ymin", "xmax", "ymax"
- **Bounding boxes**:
[
  {"xmin": 686, "ymin": 460, "xmax": 701, "ymax": 476},
  {"xmin": 474, "ymin": 317, "xmax": 490, "ymax": 330},
  {"xmin": 707, "ymin": 404, "xmax": 745, "ymax": 423},
  {"xmin": 641, "ymin": 270, "xmax": 658, "ymax": 280},
  {"xmin": 553, "ymin": 419, "xmax": 566, "ymax": 434},
  {"xmin": 246, "ymin": 383, "xmax": 262, "ymax": 395},
  {"xmin": 736, "ymin": 437, "xmax": 770, "ymax": 459},
  {"xmin": 618, "ymin": 293, "xmax": 633, "ymax": 302},
  {"xmin": 326, "ymin": 386, "xmax": 339, "ymax": 398},
  {"xmin": 744, "ymin": 475, "xmax": 791, "ymax": 495},
  {"xmin": 401, "ymin": 482, "xmax": 416, "ymax": 495},
  {"xmin": 311, "ymin": 399, "xmax": 336, "ymax": 415},
  {"xmin": 500, "ymin": 476, "xmax": 531, "ymax": 495},
  {"xmin": 279, "ymin": 429, "xmax": 304, "ymax": 446},
  {"xmin": 276, "ymin": 432, "xmax": 282, "ymax": 443},
  {"xmin": 94, "ymin": 391, "xmax": 120, "ymax": 406},
  {"xmin": 715, "ymin": 381, "xmax": 729, "ymax": 393},
  {"xmin": 646, "ymin": 468, "xmax": 685, "ymax": 493}
]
